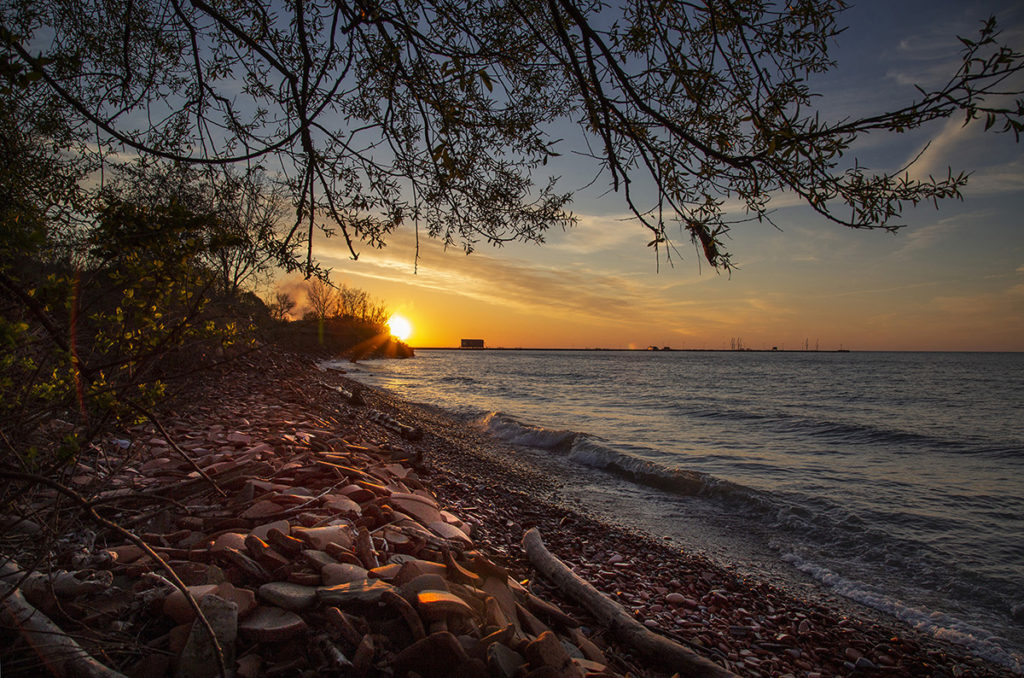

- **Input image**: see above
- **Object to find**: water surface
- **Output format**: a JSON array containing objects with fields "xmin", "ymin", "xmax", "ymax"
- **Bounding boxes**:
[{"xmin": 338, "ymin": 350, "xmax": 1024, "ymax": 671}]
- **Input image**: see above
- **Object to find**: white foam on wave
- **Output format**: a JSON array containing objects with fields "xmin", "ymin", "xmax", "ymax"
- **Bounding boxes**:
[
  {"xmin": 568, "ymin": 436, "xmax": 652, "ymax": 472},
  {"xmin": 782, "ymin": 553, "xmax": 1024, "ymax": 674},
  {"xmin": 474, "ymin": 411, "xmax": 576, "ymax": 449}
]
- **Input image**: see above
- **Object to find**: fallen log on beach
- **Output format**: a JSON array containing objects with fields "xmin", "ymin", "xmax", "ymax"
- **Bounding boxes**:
[
  {"xmin": 367, "ymin": 408, "xmax": 423, "ymax": 440},
  {"xmin": 0, "ymin": 561, "xmax": 127, "ymax": 678},
  {"xmin": 317, "ymin": 380, "xmax": 364, "ymax": 406},
  {"xmin": 523, "ymin": 527, "xmax": 739, "ymax": 678}
]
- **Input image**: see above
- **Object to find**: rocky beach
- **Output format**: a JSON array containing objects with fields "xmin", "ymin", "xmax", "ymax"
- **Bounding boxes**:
[{"xmin": 0, "ymin": 348, "xmax": 1015, "ymax": 678}]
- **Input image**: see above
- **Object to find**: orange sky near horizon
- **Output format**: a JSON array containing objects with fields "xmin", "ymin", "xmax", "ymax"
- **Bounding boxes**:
[
  {"xmin": 277, "ymin": 3, "xmax": 1024, "ymax": 353},
  {"xmin": 281, "ymin": 195, "xmax": 1024, "ymax": 352}
]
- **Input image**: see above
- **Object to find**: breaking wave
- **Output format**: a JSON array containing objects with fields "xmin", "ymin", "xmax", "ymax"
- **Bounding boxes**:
[
  {"xmin": 783, "ymin": 553, "xmax": 1024, "ymax": 674},
  {"xmin": 470, "ymin": 409, "xmax": 1024, "ymax": 673},
  {"xmin": 473, "ymin": 411, "xmax": 763, "ymax": 506}
]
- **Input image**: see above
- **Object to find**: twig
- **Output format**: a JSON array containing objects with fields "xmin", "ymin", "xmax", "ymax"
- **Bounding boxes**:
[
  {"xmin": 0, "ymin": 469, "xmax": 228, "ymax": 678},
  {"xmin": 124, "ymin": 399, "xmax": 227, "ymax": 497}
]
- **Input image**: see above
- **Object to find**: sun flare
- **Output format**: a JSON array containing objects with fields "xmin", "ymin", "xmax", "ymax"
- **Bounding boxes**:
[{"xmin": 388, "ymin": 314, "xmax": 412, "ymax": 341}]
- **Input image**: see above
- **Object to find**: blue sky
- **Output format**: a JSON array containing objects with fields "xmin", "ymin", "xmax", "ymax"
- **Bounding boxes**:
[{"xmin": 301, "ymin": 1, "xmax": 1024, "ymax": 350}]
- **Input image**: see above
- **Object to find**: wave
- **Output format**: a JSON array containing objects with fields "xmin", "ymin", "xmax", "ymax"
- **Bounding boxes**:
[
  {"xmin": 474, "ymin": 411, "xmax": 577, "ymax": 450},
  {"xmin": 438, "ymin": 375, "xmax": 480, "ymax": 386},
  {"xmin": 678, "ymin": 403, "xmax": 1015, "ymax": 454},
  {"xmin": 473, "ymin": 411, "xmax": 767, "ymax": 506},
  {"xmin": 782, "ymin": 553, "xmax": 1024, "ymax": 674},
  {"xmin": 470, "ymin": 410, "xmax": 1024, "ymax": 656}
]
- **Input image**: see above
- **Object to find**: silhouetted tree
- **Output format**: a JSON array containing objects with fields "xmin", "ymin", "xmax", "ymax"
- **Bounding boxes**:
[
  {"xmin": 2, "ymin": 1, "xmax": 1021, "ymax": 270},
  {"xmin": 305, "ymin": 278, "xmax": 340, "ymax": 320},
  {"xmin": 105, "ymin": 162, "xmax": 291, "ymax": 296},
  {"xmin": 269, "ymin": 291, "xmax": 297, "ymax": 322}
]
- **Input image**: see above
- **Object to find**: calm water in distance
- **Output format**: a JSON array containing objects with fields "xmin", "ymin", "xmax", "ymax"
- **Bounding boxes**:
[{"xmin": 340, "ymin": 350, "xmax": 1024, "ymax": 671}]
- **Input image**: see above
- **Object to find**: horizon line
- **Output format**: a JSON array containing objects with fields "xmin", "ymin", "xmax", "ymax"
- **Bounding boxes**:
[{"xmin": 406, "ymin": 346, "xmax": 1023, "ymax": 353}]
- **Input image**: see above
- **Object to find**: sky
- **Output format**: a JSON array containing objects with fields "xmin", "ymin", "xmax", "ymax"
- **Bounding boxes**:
[{"xmin": 289, "ymin": 0, "xmax": 1024, "ymax": 351}]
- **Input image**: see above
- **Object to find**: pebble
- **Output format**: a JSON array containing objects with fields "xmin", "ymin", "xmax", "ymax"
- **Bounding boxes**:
[
  {"xmin": 416, "ymin": 590, "xmax": 475, "ymax": 619},
  {"xmin": 389, "ymin": 492, "xmax": 444, "ymax": 526},
  {"xmin": 211, "ymin": 533, "xmax": 247, "ymax": 553},
  {"xmin": 250, "ymin": 520, "xmax": 292, "ymax": 541},
  {"xmin": 317, "ymin": 579, "xmax": 395, "ymax": 606},
  {"xmin": 240, "ymin": 500, "xmax": 284, "ymax": 519},
  {"xmin": 392, "ymin": 632, "xmax": 469, "ymax": 678},
  {"xmin": 488, "ymin": 643, "xmax": 527, "ymax": 678},
  {"xmin": 174, "ymin": 594, "xmax": 237, "ymax": 678},
  {"xmin": 26, "ymin": 351, "xmax": 997, "ymax": 678},
  {"xmin": 163, "ymin": 584, "xmax": 220, "ymax": 624},
  {"xmin": 257, "ymin": 582, "xmax": 318, "ymax": 611},
  {"xmin": 292, "ymin": 524, "xmax": 354, "ymax": 550},
  {"xmin": 321, "ymin": 562, "xmax": 369, "ymax": 586},
  {"xmin": 238, "ymin": 606, "xmax": 307, "ymax": 642},
  {"xmin": 855, "ymin": 656, "xmax": 878, "ymax": 670}
]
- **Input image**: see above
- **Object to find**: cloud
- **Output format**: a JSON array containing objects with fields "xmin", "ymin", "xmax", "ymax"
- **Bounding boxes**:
[
  {"xmin": 316, "ymin": 233, "xmax": 659, "ymax": 326},
  {"xmin": 883, "ymin": 10, "xmax": 1024, "ymax": 89},
  {"xmin": 312, "ymin": 224, "xmax": 782, "ymax": 339},
  {"xmin": 884, "ymin": 18, "xmax": 965, "ymax": 89},
  {"xmin": 1010, "ymin": 265, "xmax": 1024, "ymax": 297},
  {"xmin": 928, "ymin": 262, "xmax": 1024, "ymax": 314},
  {"xmin": 544, "ymin": 212, "xmax": 646, "ymax": 255},
  {"xmin": 718, "ymin": 190, "xmax": 808, "ymax": 217},
  {"xmin": 902, "ymin": 120, "xmax": 1024, "ymax": 197},
  {"xmin": 895, "ymin": 218, "xmax": 960, "ymax": 256},
  {"xmin": 905, "ymin": 117, "xmax": 978, "ymax": 180},
  {"xmin": 961, "ymin": 162, "xmax": 1024, "ymax": 196}
]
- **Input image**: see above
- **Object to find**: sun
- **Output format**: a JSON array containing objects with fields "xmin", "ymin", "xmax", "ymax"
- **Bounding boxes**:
[{"xmin": 388, "ymin": 314, "xmax": 413, "ymax": 341}]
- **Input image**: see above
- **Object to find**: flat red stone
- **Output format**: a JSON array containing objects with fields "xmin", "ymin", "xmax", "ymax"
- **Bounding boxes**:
[
  {"xmin": 416, "ymin": 590, "xmax": 475, "ymax": 619},
  {"xmin": 240, "ymin": 500, "xmax": 284, "ymax": 519},
  {"xmin": 239, "ymin": 606, "xmax": 307, "ymax": 641}
]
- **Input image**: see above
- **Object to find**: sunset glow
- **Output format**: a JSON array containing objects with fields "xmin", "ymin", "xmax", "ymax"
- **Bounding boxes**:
[
  {"xmin": 388, "ymin": 314, "xmax": 413, "ymax": 341},
  {"xmin": 305, "ymin": 0, "xmax": 1024, "ymax": 353}
]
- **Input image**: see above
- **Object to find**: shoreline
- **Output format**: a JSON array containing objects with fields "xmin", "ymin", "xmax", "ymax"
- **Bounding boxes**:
[
  {"xmin": 410, "ymin": 348, "xmax": 856, "ymax": 353},
  {"xmin": 1, "ymin": 347, "xmax": 1015, "ymax": 677},
  {"xmin": 336, "ymin": 362, "xmax": 1018, "ymax": 677}
]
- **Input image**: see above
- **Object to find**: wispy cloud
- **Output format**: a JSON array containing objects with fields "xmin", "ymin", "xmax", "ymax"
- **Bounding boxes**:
[
  {"xmin": 544, "ymin": 212, "xmax": 642, "ymax": 255},
  {"xmin": 1010, "ymin": 265, "xmax": 1024, "ymax": 298},
  {"xmin": 895, "ymin": 218, "xmax": 960, "ymax": 256},
  {"xmin": 902, "ymin": 118, "xmax": 1024, "ymax": 197},
  {"xmin": 961, "ymin": 161, "xmax": 1024, "ymax": 196},
  {"xmin": 905, "ymin": 117, "xmax": 977, "ymax": 180},
  {"xmin": 311, "ymin": 224, "xmax": 797, "ymax": 342},
  {"xmin": 317, "ymin": 233, "xmax": 665, "ymax": 327}
]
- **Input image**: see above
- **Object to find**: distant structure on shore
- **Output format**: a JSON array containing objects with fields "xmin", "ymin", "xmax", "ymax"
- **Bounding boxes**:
[{"xmin": 460, "ymin": 339, "xmax": 485, "ymax": 349}]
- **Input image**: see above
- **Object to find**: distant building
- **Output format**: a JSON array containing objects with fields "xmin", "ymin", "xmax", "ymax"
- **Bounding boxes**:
[{"xmin": 460, "ymin": 339, "xmax": 485, "ymax": 348}]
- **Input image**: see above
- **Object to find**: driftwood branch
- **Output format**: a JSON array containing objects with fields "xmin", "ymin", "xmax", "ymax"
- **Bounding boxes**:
[
  {"xmin": 0, "ymin": 561, "xmax": 127, "ymax": 678},
  {"xmin": 0, "ymin": 469, "xmax": 228, "ymax": 678},
  {"xmin": 522, "ymin": 527, "xmax": 738, "ymax": 678}
]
